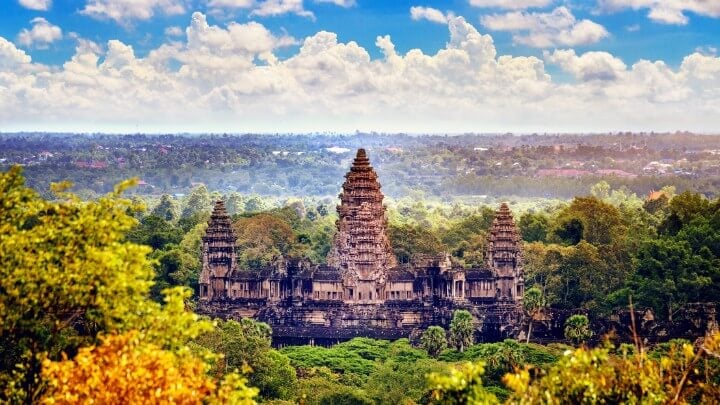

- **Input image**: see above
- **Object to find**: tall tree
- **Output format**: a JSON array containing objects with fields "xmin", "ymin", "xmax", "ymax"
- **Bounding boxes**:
[
  {"xmin": 151, "ymin": 194, "xmax": 178, "ymax": 221},
  {"xmin": 181, "ymin": 185, "xmax": 211, "ymax": 219},
  {"xmin": 225, "ymin": 192, "xmax": 246, "ymax": 215},
  {"xmin": 552, "ymin": 196, "xmax": 626, "ymax": 246},
  {"xmin": 564, "ymin": 315, "xmax": 592, "ymax": 345},
  {"xmin": 389, "ymin": 224, "xmax": 446, "ymax": 264},
  {"xmin": 421, "ymin": 326, "xmax": 448, "ymax": 358},
  {"xmin": 195, "ymin": 318, "xmax": 297, "ymax": 401},
  {"xmin": 233, "ymin": 213, "xmax": 296, "ymax": 268},
  {"xmin": 518, "ymin": 212, "xmax": 549, "ymax": 243},
  {"xmin": 0, "ymin": 167, "xmax": 234, "ymax": 402},
  {"xmin": 659, "ymin": 191, "xmax": 713, "ymax": 235},
  {"xmin": 126, "ymin": 215, "xmax": 183, "ymax": 250},
  {"xmin": 449, "ymin": 310, "xmax": 475, "ymax": 353},
  {"xmin": 522, "ymin": 287, "xmax": 545, "ymax": 344}
]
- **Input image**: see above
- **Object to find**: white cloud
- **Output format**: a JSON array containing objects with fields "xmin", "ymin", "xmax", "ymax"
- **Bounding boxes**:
[
  {"xmin": 207, "ymin": 0, "xmax": 353, "ymax": 17},
  {"xmin": 206, "ymin": 0, "xmax": 254, "ymax": 8},
  {"xmin": 597, "ymin": 0, "xmax": 720, "ymax": 25},
  {"xmin": 469, "ymin": 0, "xmax": 553, "ymax": 9},
  {"xmin": 156, "ymin": 12, "xmax": 298, "ymax": 83},
  {"xmin": 315, "ymin": 0, "xmax": 355, "ymax": 7},
  {"xmin": 625, "ymin": 24, "xmax": 640, "ymax": 32},
  {"xmin": 17, "ymin": 18, "xmax": 62, "ymax": 49},
  {"xmin": 545, "ymin": 49, "xmax": 626, "ymax": 81},
  {"xmin": 80, "ymin": 0, "xmax": 187, "ymax": 24},
  {"xmin": 410, "ymin": 6, "xmax": 448, "ymax": 24},
  {"xmin": 1, "ymin": 12, "xmax": 720, "ymax": 133},
  {"xmin": 18, "ymin": 0, "xmax": 52, "ymax": 11},
  {"xmin": 695, "ymin": 46, "xmax": 717, "ymax": 56},
  {"xmin": 250, "ymin": 0, "xmax": 315, "ymax": 19},
  {"xmin": 481, "ymin": 6, "xmax": 609, "ymax": 47},
  {"xmin": 165, "ymin": 26, "xmax": 184, "ymax": 36},
  {"xmin": 0, "ymin": 37, "xmax": 32, "ymax": 69},
  {"xmin": 681, "ymin": 52, "xmax": 720, "ymax": 81},
  {"xmin": 68, "ymin": 33, "xmax": 104, "ymax": 54},
  {"xmin": 647, "ymin": 6, "xmax": 687, "ymax": 24}
]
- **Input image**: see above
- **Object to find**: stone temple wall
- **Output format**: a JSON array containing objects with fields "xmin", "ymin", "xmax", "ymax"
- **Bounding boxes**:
[{"xmin": 198, "ymin": 148, "xmax": 526, "ymax": 343}]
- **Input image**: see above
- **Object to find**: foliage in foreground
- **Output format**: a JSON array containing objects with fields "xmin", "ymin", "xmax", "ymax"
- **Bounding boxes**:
[
  {"xmin": 423, "ymin": 331, "xmax": 720, "ymax": 404},
  {"xmin": 282, "ymin": 331, "xmax": 720, "ymax": 404},
  {"xmin": 194, "ymin": 318, "xmax": 298, "ymax": 401},
  {"xmin": 427, "ymin": 362, "xmax": 498, "ymax": 405},
  {"xmin": 41, "ymin": 331, "xmax": 257, "ymax": 404},
  {"xmin": 0, "ymin": 166, "xmax": 255, "ymax": 403},
  {"xmin": 504, "ymin": 333, "xmax": 720, "ymax": 404},
  {"xmin": 3, "ymin": 164, "xmax": 720, "ymax": 404}
]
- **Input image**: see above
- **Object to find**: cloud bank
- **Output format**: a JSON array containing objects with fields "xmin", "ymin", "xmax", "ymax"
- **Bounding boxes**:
[
  {"xmin": 597, "ymin": 0, "xmax": 720, "ymax": 25},
  {"xmin": 481, "ymin": 7, "xmax": 609, "ymax": 48},
  {"xmin": 1, "ymin": 12, "xmax": 720, "ymax": 133}
]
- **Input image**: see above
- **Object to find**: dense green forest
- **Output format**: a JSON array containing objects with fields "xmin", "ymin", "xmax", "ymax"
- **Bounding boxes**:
[
  {"xmin": 2, "ymin": 149, "xmax": 720, "ymax": 403},
  {"xmin": 123, "ymin": 177, "xmax": 720, "ymax": 325}
]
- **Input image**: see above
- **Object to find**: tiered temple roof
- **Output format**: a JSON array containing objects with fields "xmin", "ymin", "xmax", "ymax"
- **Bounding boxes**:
[
  {"xmin": 485, "ymin": 202, "xmax": 522, "ymax": 269},
  {"xmin": 201, "ymin": 200, "xmax": 237, "ymax": 277},
  {"xmin": 327, "ymin": 149, "xmax": 397, "ymax": 279}
]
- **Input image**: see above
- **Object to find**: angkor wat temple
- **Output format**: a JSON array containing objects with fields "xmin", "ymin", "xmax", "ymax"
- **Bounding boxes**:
[{"xmin": 198, "ymin": 149, "xmax": 525, "ymax": 344}]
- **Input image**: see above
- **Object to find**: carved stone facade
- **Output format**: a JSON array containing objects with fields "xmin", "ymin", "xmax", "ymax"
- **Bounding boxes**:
[
  {"xmin": 199, "ymin": 200, "xmax": 237, "ymax": 300},
  {"xmin": 327, "ymin": 148, "xmax": 397, "ymax": 304},
  {"xmin": 198, "ymin": 149, "xmax": 525, "ymax": 343}
]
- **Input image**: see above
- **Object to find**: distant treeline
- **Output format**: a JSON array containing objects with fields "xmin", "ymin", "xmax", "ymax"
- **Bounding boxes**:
[{"xmin": 2, "ymin": 133, "xmax": 720, "ymax": 199}]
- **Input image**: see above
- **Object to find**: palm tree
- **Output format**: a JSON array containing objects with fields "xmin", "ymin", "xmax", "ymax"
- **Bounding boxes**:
[
  {"xmin": 523, "ymin": 287, "xmax": 545, "ymax": 344},
  {"xmin": 564, "ymin": 314, "xmax": 593, "ymax": 345},
  {"xmin": 449, "ymin": 310, "xmax": 475, "ymax": 353},
  {"xmin": 421, "ymin": 326, "xmax": 448, "ymax": 358}
]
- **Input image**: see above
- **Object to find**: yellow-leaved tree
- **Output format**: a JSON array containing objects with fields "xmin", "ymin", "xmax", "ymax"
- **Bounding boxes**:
[
  {"xmin": 0, "ymin": 166, "xmax": 257, "ymax": 403},
  {"xmin": 40, "ymin": 331, "xmax": 256, "ymax": 405},
  {"xmin": 503, "ymin": 333, "xmax": 720, "ymax": 404}
]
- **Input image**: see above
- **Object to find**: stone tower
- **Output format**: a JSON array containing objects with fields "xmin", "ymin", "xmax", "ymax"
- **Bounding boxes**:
[
  {"xmin": 327, "ymin": 148, "xmax": 397, "ymax": 302},
  {"xmin": 199, "ymin": 200, "xmax": 237, "ymax": 300},
  {"xmin": 485, "ymin": 203, "xmax": 524, "ymax": 302}
]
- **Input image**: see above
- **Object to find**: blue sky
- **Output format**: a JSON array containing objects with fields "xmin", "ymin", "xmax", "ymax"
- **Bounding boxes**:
[
  {"xmin": 3, "ymin": 0, "xmax": 719, "ymax": 67},
  {"xmin": 1, "ymin": 0, "xmax": 720, "ymax": 133}
]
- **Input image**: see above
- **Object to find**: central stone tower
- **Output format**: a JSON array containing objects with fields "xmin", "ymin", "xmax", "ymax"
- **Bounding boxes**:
[
  {"xmin": 327, "ymin": 149, "xmax": 397, "ymax": 302},
  {"xmin": 198, "ymin": 200, "xmax": 237, "ymax": 301},
  {"xmin": 485, "ymin": 202, "xmax": 524, "ymax": 302}
]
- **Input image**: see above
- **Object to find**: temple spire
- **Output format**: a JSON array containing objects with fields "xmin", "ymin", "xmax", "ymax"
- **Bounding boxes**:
[
  {"xmin": 328, "ymin": 148, "xmax": 396, "ymax": 282},
  {"xmin": 486, "ymin": 202, "xmax": 523, "ymax": 301},
  {"xmin": 486, "ymin": 203, "xmax": 521, "ymax": 266},
  {"xmin": 199, "ymin": 199, "xmax": 237, "ymax": 300}
]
